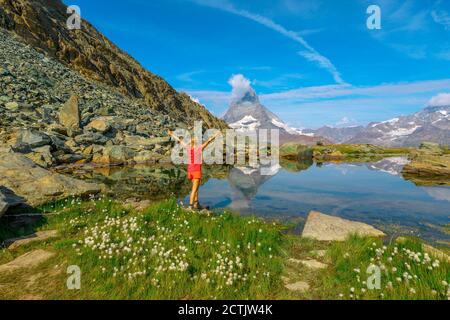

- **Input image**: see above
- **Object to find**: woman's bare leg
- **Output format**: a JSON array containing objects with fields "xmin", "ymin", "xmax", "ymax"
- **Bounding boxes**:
[
  {"xmin": 190, "ymin": 179, "xmax": 201, "ymax": 206},
  {"xmin": 194, "ymin": 181, "xmax": 200, "ymax": 203}
]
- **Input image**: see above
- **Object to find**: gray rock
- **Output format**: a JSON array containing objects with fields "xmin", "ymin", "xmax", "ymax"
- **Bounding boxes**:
[
  {"xmin": 0, "ymin": 250, "xmax": 55, "ymax": 273},
  {"xmin": 288, "ymin": 258, "xmax": 328, "ymax": 270},
  {"xmin": 54, "ymin": 153, "xmax": 87, "ymax": 164},
  {"xmin": 85, "ymin": 117, "xmax": 112, "ymax": 133},
  {"xmin": 25, "ymin": 145, "xmax": 55, "ymax": 168},
  {"xmin": 285, "ymin": 281, "xmax": 310, "ymax": 292},
  {"xmin": 96, "ymin": 145, "xmax": 136, "ymax": 165},
  {"xmin": 59, "ymin": 95, "xmax": 80, "ymax": 134},
  {"xmin": 5, "ymin": 230, "xmax": 58, "ymax": 249},
  {"xmin": 0, "ymin": 152, "xmax": 101, "ymax": 206},
  {"xmin": 74, "ymin": 132, "xmax": 108, "ymax": 145},
  {"xmin": 302, "ymin": 211, "xmax": 386, "ymax": 241},
  {"xmin": 16, "ymin": 129, "xmax": 51, "ymax": 148}
]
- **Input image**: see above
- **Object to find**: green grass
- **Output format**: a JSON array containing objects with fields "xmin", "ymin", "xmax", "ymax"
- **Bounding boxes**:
[
  {"xmin": 311, "ymin": 144, "xmax": 412, "ymax": 163},
  {"xmin": 0, "ymin": 198, "xmax": 448, "ymax": 300},
  {"xmin": 314, "ymin": 235, "xmax": 449, "ymax": 300},
  {"xmin": 0, "ymin": 197, "xmax": 285, "ymax": 300}
]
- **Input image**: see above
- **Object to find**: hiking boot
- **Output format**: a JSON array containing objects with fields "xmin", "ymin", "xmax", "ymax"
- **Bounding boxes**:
[{"xmin": 193, "ymin": 202, "xmax": 209, "ymax": 211}]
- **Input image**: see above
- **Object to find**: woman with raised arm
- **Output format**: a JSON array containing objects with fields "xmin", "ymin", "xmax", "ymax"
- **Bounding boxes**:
[{"xmin": 168, "ymin": 130, "xmax": 221, "ymax": 210}]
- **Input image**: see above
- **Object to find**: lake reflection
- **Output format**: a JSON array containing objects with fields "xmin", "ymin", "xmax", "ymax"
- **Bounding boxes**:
[{"xmin": 65, "ymin": 157, "xmax": 450, "ymax": 244}]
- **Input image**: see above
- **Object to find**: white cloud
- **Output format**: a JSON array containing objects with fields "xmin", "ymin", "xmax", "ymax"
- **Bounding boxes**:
[
  {"xmin": 432, "ymin": 10, "xmax": 450, "ymax": 30},
  {"xmin": 176, "ymin": 70, "xmax": 205, "ymax": 83},
  {"xmin": 190, "ymin": 0, "xmax": 345, "ymax": 84},
  {"xmin": 228, "ymin": 74, "xmax": 252, "ymax": 101},
  {"xmin": 336, "ymin": 117, "xmax": 358, "ymax": 127},
  {"xmin": 299, "ymin": 51, "xmax": 344, "ymax": 84},
  {"xmin": 261, "ymin": 79, "xmax": 450, "ymax": 102},
  {"xmin": 428, "ymin": 93, "xmax": 450, "ymax": 107}
]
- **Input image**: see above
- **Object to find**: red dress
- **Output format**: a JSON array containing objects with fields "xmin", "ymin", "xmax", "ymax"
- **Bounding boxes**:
[{"xmin": 187, "ymin": 146, "xmax": 202, "ymax": 180}]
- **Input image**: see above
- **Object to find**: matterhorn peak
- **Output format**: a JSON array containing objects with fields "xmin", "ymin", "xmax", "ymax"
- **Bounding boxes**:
[
  {"xmin": 223, "ymin": 74, "xmax": 323, "ymax": 145},
  {"xmin": 236, "ymin": 87, "xmax": 259, "ymax": 104}
]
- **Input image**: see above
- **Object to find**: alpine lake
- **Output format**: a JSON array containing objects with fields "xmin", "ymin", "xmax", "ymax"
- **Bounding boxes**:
[{"xmin": 59, "ymin": 156, "xmax": 450, "ymax": 248}]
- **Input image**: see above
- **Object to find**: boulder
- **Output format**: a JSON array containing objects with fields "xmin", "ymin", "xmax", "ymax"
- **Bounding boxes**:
[
  {"xmin": 133, "ymin": 150, "xmax": 162, "ymax": 163},
  {"xmin": 25, "ymin": 145, "xmax": 55, "ymax": 168},
  {"xmin": 74, "ymin": 132, "xmax": 108, "ymax": 145},
  {"xmin": 85, "ymin": 117, "xmax": 112, "ymax": 133},
  {"xmin": 54, "ymin": 153, "xmax": 87, "ymax": 165},
  {"xmin": 402, "ymin": 151, "xmax": 450, "ymax": 186},
  {"xmin": 0, "ymin": 152, "xmax": 101, "ymax": 206},
  {"xmin": 95, "ymin": 145, "xmax": 136, "ymax": 165},
  {"xmin": 280, "ymin": 143, "xmax": 313, "ymax": 160},
  {"xmin": 15, "ymin": 129, "xmax": 51, "ymax": 148},
  {"xmin": 0, "ymin": 250, "xmax": 55, "ymax": 273},
  {"xmin": 5, "ymin": 230, "xmax": 58, "ymax": 250},
  {"xmin": 59, "ymin": 95, "xmax": 80, "ymax": 134},
  {"xmin": 302, "ymin": 211, "xmax": 386, "ymax": 241}
]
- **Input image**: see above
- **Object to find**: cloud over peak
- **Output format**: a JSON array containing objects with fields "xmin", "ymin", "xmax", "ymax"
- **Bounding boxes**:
[
  {"xmin": 428, "ymin": 93, "xmax": 450, "ymax": 107},
  {"xmin": 228, "ymin": 74, "xmax": 253, "ymax": 101}
]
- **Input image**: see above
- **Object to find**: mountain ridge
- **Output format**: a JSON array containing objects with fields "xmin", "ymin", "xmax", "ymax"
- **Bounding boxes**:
[
  {"xmin": 306, "ymin": 105, "xmax": 450, "ymax": 147},
  {"xmin": 0, "ymin": 0, "xmax": 226, "ymax": 129}
]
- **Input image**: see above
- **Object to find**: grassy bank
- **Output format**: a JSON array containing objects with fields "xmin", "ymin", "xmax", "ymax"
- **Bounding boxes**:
[
  {"xmin": 0, "ymin": 198, "xmax": 285, "ymax": 299},
  {"xmin": 0, "ymin": 198, "xmax": 448, "ymax": 300}
]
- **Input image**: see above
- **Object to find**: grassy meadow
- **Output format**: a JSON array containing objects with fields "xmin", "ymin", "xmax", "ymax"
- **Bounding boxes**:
[{"xmin": 0, "ymin": 197, "xmax": 448, "ymax": 300}]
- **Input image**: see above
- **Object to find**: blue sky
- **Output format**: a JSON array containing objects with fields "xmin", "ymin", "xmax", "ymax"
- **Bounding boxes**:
[{"xmin": 64, "ymin": 0, "xmax": 450, "ymax": 128}]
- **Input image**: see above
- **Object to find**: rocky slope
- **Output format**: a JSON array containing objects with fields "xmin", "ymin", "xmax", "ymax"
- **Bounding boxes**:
[
  {"xmin": 0, "ymin": 28, "xmax": 181, "ymax": 167},
  {"xmin": 0, "ymin": 0, "xmax": 226, "ymax": 129},
  {"xmin": 223, "ymin": 87, "xmax": 327, "ymax": 145}
]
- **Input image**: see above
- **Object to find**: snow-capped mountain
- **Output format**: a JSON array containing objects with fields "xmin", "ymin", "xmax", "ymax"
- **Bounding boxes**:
[
  {"xmin": 346, "ymin": 106, "xmax": 450, "ymax": 147},
  {"xmin": 223, "ymin": 88, "xmax": 325, "ymax": 145}
]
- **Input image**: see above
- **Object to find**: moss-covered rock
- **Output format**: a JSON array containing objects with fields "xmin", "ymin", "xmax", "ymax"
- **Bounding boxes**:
[
  {"xmin": 402, "ymin": 144, "xmax": 450, "ymax": 186},
  {"xmin": 280, "ymin": 143, "xmax": 313, "ymax": 160}
]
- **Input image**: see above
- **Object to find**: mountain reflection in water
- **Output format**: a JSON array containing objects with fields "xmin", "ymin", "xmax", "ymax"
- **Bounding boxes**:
[{"xmin": 64, "ymin": 157, "xmax": 450, "ymax": 245}]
